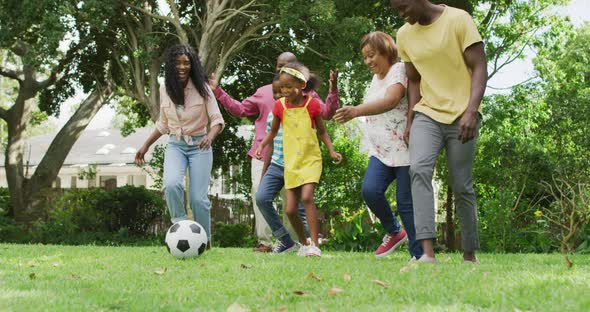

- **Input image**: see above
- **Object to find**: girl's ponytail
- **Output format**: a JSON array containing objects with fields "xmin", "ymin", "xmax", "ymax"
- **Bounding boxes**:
[{"xmin": 304, "ymin": 74, "xmax": 321, "ymax": 92}]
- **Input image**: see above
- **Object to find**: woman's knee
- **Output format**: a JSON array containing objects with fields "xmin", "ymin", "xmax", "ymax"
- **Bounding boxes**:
[
  {"xmin": 362, "ymin": 184, "xmax": 384, "ymax": 203},
  {"xmin": 163, "ymin": 180, "xmax": 183, "ymax": 193},
  {"xmin": 190, "ymin": 198, "xmax": 211, "ymax": 211}
]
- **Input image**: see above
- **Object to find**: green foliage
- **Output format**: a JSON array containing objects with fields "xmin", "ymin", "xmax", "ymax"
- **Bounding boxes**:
[
  {"xmin": 0, "ymin": 186, "xmax": 166, "ymax": 245},
  {"xmin": 0, "ymin": 187, "xmax": 11, "ymax": 216},
  {"xmin": 213, "ymin": 222, "xmax": 256, "ymax": 248},
  {"xmin": 478, "ymin": 188, "xmax": 554, "ymax": 253},
  {"xmin": 77, "ymin": 164, "xmax": 98, "ymax": 181},
  {"xmin": 534, "ymin": 23, "xmax": 590, "ymax": 175},
  {"xmin": 323, "ymin": 208, "xmax": 381, "ymax": 252},
  {"xmin": 144, "ymin": 144, "xmax": 166, "ymax": 190},
  {"xmin": 473, "ymin": 24, "xmax": 590, "ymax": 253},
  {"xmin": 113, "ymin": 96, "xmax": 153, "ymax": 137},
  {"xmin": 103, "ymin": 185, "xmax": 167, "ymax": 235}
]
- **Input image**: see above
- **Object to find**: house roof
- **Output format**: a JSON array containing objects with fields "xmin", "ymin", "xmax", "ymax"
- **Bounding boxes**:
[
  {"xmin": 0, "ymin": 126, "xmax": 254, "ymax": 167},
  {"xmin": 0, "ymin": 128, "xmax": 167, "ymax": 167}
]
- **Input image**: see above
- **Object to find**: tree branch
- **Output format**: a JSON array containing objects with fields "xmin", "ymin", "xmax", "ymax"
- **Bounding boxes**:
[
  {"xmin": 166, "ymin": 0, "xmax": 188, "ymax": 43},
  {"xmin": 0, "ymin": 106, "xmax": 7, "ymax": 121},
  {"xmin": 0, "ymin": 65, "xmax": 21, "ymax": 81},
  {"xmin": 37, "ymin": 40, "xmax": 88, "ymax": 90},
  {"xmin": 124, "ymin": 1, "xmax": 174, "ymax": 23}
]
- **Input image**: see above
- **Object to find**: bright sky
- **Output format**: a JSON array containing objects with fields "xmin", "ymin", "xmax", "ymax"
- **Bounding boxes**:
[{"xmin": 53, "ymin": 0, "xmax": 590, "ymax": 130}]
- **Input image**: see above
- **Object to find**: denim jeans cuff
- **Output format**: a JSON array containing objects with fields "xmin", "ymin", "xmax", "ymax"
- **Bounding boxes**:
[{"xmin": 170, "ymin": 216, "xmax": 187, "ymax": 224}]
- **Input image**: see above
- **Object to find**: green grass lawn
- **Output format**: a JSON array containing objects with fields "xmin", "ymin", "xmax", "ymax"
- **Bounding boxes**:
[{"xmin": 1, "ymin": 244, "xmax": 589, "ymax": 311}]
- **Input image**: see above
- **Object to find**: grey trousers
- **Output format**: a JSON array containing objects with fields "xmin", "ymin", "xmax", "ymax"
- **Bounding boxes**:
[{"xmin": 409, "ymin": 112, "xmax": 481, "ymax": 252}]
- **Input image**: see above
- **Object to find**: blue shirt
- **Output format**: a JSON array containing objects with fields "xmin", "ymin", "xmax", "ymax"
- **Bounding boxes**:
[{"xmin": 266, "ymin": 113, "xmax": 284, "ymax": 167}]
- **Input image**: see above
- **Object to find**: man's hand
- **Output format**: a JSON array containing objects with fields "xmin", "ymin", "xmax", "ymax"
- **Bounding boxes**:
[
  {"xmin": 208, "ymin": 73, "xmax": 219, "ymax": 92},
  {"xmin": 458, "ymin": 111, "xmax": 478, "ymax": 143},
  {"xmin": 334, "ymin": 106, "xmax": 358, "ymax": 123}
]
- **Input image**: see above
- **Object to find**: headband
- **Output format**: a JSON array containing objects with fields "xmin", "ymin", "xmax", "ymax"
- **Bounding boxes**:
[{"xmin": 280, "ymin": 67, "xmax": 307, "ymax": 82}]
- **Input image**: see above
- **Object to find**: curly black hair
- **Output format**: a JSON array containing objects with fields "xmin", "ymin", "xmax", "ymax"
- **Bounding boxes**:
[
  {"xmin": 164, "ymin": 44, "xmax": 209, "ymax": 106},
  {"xmin": 280, "ymin": 62, "xmax": 321, "ymax": 92}
]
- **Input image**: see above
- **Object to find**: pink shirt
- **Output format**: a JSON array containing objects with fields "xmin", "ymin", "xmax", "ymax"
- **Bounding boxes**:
[
  {"xmin": 156, "ymin": 80, "xmax": 225, "ymax": 145},
  {"xmin": 213, "ymin": 84, "xmax": 339, "ymax": 160}
]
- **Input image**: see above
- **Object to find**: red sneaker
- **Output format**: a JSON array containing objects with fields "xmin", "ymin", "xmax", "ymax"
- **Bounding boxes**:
[{"xmin": 375, "ymin": 229, "xmax": 408, "ymax": 258}]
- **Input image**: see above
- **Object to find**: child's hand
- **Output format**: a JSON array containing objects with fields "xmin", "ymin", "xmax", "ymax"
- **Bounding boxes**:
[
  {"xmin": 255, "ymin": 146, "xmax": 263, "ymax": 160},
  {"xmin": 330, "ymin": 151, "xmax": 343, "ymax": 164},
  {"xmin": 329, "ymin": 69, "xmax": 339, "ymax": 93}
]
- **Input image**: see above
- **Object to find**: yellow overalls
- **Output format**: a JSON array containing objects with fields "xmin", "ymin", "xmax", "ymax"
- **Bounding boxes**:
[{"xmin": 281, "ymin": 96, "xmax": 322, "ymax": 189}]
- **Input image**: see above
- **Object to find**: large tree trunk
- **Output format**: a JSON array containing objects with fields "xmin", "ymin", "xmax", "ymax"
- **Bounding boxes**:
[
  {"xmin": 7, "ymin": 82, "xmax": 113, "ymax": 223},
  {"xmin": 24, "ymin": 83, "xmax": 114, "ymax": 216},
  {"xmin": 5, "ymin": 68, "xmax": 37, "ymax": 223}
]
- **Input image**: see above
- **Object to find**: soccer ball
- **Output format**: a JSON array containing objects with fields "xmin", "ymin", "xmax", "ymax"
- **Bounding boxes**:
[{"xmin": 165, "ymin": 220, "xmax": 208, "ymax": 258}]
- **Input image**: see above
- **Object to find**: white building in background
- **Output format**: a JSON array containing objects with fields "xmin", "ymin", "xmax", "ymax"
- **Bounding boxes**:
[{"xmin": 0, "ymin": 126, "xmax": 253, "ymax": 200}]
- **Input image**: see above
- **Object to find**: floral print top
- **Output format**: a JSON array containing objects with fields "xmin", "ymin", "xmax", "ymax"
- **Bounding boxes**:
[{"xmin": 361, "ymin": 62, "xmax": 409, "ymax": 167}]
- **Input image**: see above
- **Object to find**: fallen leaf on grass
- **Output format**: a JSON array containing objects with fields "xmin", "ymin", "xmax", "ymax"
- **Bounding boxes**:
[
  {"xmin": 227, "ymin": 303, "xmax": 249, "ymax": 312},
  {"xmin": 68, "ymin": 274, "xmax": 79, "ymax": 280},
  {"xmin": 29, "ymin": 273, "xmax": 36, "ymax": 280},
  {"xmin": 343, "ymin": 272, "xmax": 351, "ymax": 281},
  {"xmin": 319, "ymin": 308, "xmax": 327, "ymax": 312},
  {"xmin": 52, "ymin": 263, "xmax": 61, "ymax": 267},
  {"xmin": 278, "ymin": 306, "xmax": 287, "ymax": 311},
  {"xmin": 292, "ymin": 290, "xmax": 307, "ymax": 297},
  {"xmin": 154, "ymin": 268, "xmax": 168, "ymax": 275},
  {"xmin": 306, "ymin": 272, "xmax": 322, "ymax": 282},
  {"xmin": 370, "ymin": 279, "xmax": 389, "ymax": 288},
  {"xmin": 240, "ymin": 264, "xmax": 252, "ymax": 269},
  {"xmin": 327, "ymin": 288, "xmax": 344, "ymax": 296}
]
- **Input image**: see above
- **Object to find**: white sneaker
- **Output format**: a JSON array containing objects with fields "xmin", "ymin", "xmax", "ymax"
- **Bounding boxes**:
[
  {"xmin": 305, "ymin": 244, "xmax": 322, "ymax": 257},
  {"xmin": 297, "ymin": 244, "xmax": 309, "ymax": 257},
  {"xmin": 408, "ymin": 256, "xmax": 418, "ymax": 264},
  {"xmin": 416, "ymin": 255, "xmax": 436, "ymax": 264},
  {"xmin": 463, "ymin": 257, "xmax": 479, "ymax": 264}
]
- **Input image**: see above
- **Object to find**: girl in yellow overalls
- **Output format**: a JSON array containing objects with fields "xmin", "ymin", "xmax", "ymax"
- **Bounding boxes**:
[{"xmin": 256, "ymin": 62, "xmax": 342, "ymax": 257}]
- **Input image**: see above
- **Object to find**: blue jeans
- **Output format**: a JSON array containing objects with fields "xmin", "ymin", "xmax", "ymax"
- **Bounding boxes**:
[
  {"xmin": 163, "ymin": 135, "xmax": 213, "ymax": 240},
  {"xmin": 361, "ymin": 157, "xmax": 422, "ymax": 258},
  {"xmin": 255, "ymin": 163, "xmax": 308, "ymax": 243}
]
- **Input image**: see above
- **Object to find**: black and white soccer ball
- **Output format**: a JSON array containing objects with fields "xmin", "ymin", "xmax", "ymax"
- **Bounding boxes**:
[{"xmin": 165, "ymin": 220, "xmax": 208, "ymax": 258}]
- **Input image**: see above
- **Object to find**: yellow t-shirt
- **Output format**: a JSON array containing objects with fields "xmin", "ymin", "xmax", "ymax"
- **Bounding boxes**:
[{"xmin": 397, "ymin": 5, "xmax": 483, "ymax": 124}]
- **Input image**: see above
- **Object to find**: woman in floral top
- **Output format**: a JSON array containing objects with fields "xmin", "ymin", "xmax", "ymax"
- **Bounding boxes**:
[{"xmin": 334, "ymin": 31, "xmax": 422, "ymax": 261}]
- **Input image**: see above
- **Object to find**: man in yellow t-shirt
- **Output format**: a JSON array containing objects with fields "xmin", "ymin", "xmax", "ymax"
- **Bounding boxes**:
[{"xmin": 390, "ymin": 0, "xmax": 487, "ymax": 264}]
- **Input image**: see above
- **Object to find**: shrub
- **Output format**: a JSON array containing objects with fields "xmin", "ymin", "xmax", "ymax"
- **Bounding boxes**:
[
  {"xmin": 323, "ymin": 208, "xmax": 381, "ymax": 251},
  {"xmin": 0, "ymin": 186, "xmax": 166, "ymax": 245},
  {"xmin": 103, "ymin": 185, "xmax": 167, "ymax": 235},
  {"xmin": 214, "ymin": 222, "xmax": 256, "ymax": 247}
]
